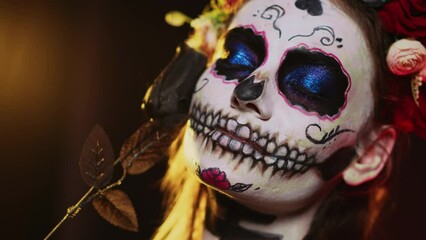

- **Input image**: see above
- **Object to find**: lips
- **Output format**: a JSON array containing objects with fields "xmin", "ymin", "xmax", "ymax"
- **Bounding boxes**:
[{"xmin": 189, "ymin": 103, "xmax": 316, "ymax": 175}]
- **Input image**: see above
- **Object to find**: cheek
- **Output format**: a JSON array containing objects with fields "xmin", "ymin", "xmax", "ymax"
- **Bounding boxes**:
[
  {"xmin": 230, "ymin": 169, "xmax": 328, "ymax": 215},
  {"xmin": 191, "ymin": 67, "xmax": 236, "ymax": 107},
  {"xmin": 342, "ymin": 80, "xmax": 374, "ymax": 128},
  {"xmin": 266, "ymin": 99, "xmax": 359, "ymax": 165}
]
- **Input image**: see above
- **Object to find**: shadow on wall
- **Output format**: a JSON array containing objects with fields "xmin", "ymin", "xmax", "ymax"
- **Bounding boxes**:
[{"xmin": 0, "ymin": 1, "xmax": 424, "ymax": 240}]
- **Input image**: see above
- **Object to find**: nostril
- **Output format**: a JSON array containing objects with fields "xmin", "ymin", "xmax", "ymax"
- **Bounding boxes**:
[
  {"xmin": 231, "ymin": 96, "xmax": 239, "ymax": 109},
  {"xmin": 231, "ymin": 95, "xmax": 270, "ymax": 120},
  {"xmin": 246, "ymin": 103, "xmax": 261, "ymax": 115}
]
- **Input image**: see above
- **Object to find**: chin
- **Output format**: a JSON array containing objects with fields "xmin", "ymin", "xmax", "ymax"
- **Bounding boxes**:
[{"xmin": 181, "ymin": 122, "xmax": 331, "ymax": 215}]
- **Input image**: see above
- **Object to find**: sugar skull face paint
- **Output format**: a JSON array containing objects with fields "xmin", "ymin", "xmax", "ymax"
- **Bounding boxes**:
[{"xmin": 181, "ymin": 0, "xmax": 375, "ymax": 215}]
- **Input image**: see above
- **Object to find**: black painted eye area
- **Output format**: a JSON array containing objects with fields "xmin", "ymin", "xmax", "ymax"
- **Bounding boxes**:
[
  {"xmin": 277, "ymin": 47, "xmax": 349, "ymax": 117},
  {"xmin": 214, "ymin": 27, "xmax": 266, "ymax": 81}
]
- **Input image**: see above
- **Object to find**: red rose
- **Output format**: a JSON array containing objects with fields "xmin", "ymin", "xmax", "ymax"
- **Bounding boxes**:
[
  {"xmin": 394, "ymin": 86, "xmax": 426, "ymax": 139},
  {"xmin": 378, "ymin": 0, "xmax": 426, "ymax": 46},
  {"xmin": 201, "ymin": 168, "xmax": 231, "ymax": 190}
]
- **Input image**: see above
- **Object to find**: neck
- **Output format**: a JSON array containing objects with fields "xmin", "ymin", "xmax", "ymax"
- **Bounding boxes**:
[
  {"xmin": 238, "ymin": 200, "xmax": 322, "ymax": 240},
  {"xmin": 204, "ymin": 191, "xmax": 327, "ymax": 240}
]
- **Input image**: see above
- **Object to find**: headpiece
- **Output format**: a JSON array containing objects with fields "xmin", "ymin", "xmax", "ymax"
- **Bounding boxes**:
[{"xmin": 378, "ymin": 0, "xmax": 426, "ymax": 138}]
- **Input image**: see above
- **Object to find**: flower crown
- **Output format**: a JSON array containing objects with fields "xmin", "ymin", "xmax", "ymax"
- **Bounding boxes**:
[
  {"xmin": 167, "ymin": 0, "xmax": 426, "ymax": 139},
  {"xmin": 165, "ymin": 0, "xmax": 244, "ymax": 57},
  {"xmin": 378, "ymin": 0, "xmax": 426, "ymax": 138}
]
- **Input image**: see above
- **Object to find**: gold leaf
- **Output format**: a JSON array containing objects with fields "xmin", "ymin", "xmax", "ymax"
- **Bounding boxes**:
[
  {"xmin": 125, "ymin": 137, "xmax": 173, "ymax": 175},
  {"xmin": 79, "ymin": 125, "xmax": 115, "ymax": 189},
  {"xmin": 120, "ymin": 118, "xmax": 181, "ymax": 175},
  {"xmin": 120, "ymin": 120, "xmax": 159, "ymax": 175},
  {"xmin": 92, "ymin": 189, "xmax": 138, "ymax": 232}
]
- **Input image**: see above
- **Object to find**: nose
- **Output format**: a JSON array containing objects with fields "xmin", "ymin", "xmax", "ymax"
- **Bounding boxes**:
[{"xmin": 231, "ymin": 75, "xmax": 272, "ymax": 120}]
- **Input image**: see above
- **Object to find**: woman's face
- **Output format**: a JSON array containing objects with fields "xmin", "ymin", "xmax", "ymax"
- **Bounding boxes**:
[{"xmin": 181, "ymin": 0, "xmax": 374, "ymax": 214}]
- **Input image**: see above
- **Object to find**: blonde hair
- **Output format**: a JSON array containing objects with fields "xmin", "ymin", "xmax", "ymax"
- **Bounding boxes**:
[{"xmin": 153, "ymin": 128, "xmax": 208, "ymax": 240}]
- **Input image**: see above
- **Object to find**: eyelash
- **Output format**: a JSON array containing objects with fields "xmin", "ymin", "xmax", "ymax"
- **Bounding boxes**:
[
  {"xmin": 283, "ymin": 65, "xmax": 331, "ymax": 99},
  {"xmin": 283, "ymin": 80, "xmax": 329, "ymax": 114},
  {"xmin": 287, "ymin": 82, "xmax": 325, "ymax": 100}
]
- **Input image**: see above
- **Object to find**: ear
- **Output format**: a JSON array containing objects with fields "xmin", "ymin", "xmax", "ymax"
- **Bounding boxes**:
[{"xmin": 343, "ymin": 126, "xmax": 397, "ymax": 186}]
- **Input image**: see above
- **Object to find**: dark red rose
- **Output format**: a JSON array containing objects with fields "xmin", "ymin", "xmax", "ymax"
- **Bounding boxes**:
[
  {"xmin": 393, "ymin": 86, "xmax": 426, "ymax": 139},
  {"xmin": 378, "ymin": 0, "xmax": 426, "ymax": 46},
  {"xmin": 201, "ymin": 167, "xmax": 231, "ymax": 190}
]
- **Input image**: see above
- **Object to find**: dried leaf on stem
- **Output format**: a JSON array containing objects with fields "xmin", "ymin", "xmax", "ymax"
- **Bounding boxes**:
[
  {"xmin": 92, "ymin": 189, "xmax": 139, "ymax": 232},
  {"xmin": 79, "ymin": 125, "xmax": 115, "ymax": 189},
  {"xmin": 121, "ymin": 116, "xmax": 186, "ymax": 175}
]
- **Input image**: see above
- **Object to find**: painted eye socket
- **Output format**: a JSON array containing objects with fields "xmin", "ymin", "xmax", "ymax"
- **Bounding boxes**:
[
  {"xmin": 277, "ymin": 48, "xmax": 349, "ymax": 117},
  {"xmin": 215, "ymin": 27, "xmax": 266, "ymax": 81}
]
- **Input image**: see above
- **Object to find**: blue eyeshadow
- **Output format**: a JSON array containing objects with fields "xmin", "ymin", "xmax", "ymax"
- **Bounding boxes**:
[
  {"xmin": 285, "ymin": 65, "xmax": 333, "ymax": 96},
  {"xmin": 227, "ymin": 42, "xmax": 258, "ymax": 68},
  {"xmin": 277, "ymin": 47, "xmax": 349, "ymax": 117},
  {"xmin": 214, "ymin": 27, "xmax": 266, "ymax": 81}
]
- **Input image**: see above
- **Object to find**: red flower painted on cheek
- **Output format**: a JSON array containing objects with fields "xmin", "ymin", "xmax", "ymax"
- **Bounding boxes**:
[
  {"xmin": 196, "ymin": 165, "xmax": 253, "ymax": 192},
  {"xmin": 201, "ymin": 167, "xmax": 231, "ymax": 190}
]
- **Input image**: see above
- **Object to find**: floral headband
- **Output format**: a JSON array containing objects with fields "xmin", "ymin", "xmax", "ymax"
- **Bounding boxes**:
[
  {"xmin": 378, "ymin": 0, "xmax": 426, "ymax": 138},
  {"xmin": 167, "ymin": 0, "xmax": 426, "ymax": 139},
  {"xmin": 166, "ymin": 0, "xmax": 244, "ymax": 57}
]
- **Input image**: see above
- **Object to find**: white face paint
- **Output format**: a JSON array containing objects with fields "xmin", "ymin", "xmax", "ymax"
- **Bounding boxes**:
[{"xmin": 181, "ymin": 0, "xmax": 374, "ymax": 215}]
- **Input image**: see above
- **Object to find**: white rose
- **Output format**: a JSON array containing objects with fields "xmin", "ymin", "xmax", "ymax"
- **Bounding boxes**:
[{"xmin": 386, "ymin": 39, "xmax": 426, "ymax": 75}]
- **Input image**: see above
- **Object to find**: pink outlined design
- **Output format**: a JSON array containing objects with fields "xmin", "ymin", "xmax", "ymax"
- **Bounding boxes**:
[{"xmin": 275, "ymin": 43, "xmax": 352, "ymax": 121}]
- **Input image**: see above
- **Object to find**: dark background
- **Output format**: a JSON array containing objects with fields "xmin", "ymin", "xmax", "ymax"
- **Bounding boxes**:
[{"xmin": 0, "ymin": 1, "xmax": 425, "ymax": 239}]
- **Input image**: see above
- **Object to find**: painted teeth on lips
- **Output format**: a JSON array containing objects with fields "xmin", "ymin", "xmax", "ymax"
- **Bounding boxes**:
[{"xmin": 189, "ymin": 104, "xmax": 315, "ymax": 174}]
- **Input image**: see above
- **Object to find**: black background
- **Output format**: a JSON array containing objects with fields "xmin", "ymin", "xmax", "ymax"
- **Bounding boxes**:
[{"xmin": 0, "ymin": 1, "xmax": 425, "ymax": 239}]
